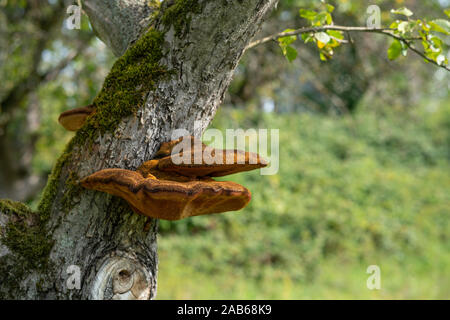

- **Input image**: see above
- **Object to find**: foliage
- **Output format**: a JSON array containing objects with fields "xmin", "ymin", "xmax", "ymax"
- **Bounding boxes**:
[
  {"xmin": 296, "ymin": 3, "xmax": 343, "ymax": 61},
  {"xmin": 388, "ymin": 8, "xmax": 449, "ymax": 65},
  {"xmin": 277, "ymin": 2, "xmax": 450, "ymax": 67},
  {"xmin": 228, "ymin": 0, "xmax": 449, "ymax": 115}
]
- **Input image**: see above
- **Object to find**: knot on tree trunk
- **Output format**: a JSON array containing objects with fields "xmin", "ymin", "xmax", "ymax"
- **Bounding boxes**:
[{"xmin": 90, "ymin": 251, "xmax": 153, "ymax": 300}]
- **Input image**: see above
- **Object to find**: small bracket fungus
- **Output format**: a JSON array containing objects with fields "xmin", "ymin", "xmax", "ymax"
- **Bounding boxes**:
[
  {"xmin": 58, "ymin": 104, "xmax": 95, "ymax": 131},
  {"xmin": 80, "ymin": 136, "xmax": 268, "ymax": 220}
]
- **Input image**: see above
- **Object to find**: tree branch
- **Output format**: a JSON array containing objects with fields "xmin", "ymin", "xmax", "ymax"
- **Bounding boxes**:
[
  {"xmin": 247, "ymin": 25, "xmax": 450, "ymax": 72},
  {"xmin": 81, "ymin": 0, "xmax": 157, "ymax": 56}
]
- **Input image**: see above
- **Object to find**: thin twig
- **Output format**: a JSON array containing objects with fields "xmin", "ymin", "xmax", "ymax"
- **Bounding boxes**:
[{"xmin": 246, "ymin": 25, "xmax": 450, "ymax": 72}]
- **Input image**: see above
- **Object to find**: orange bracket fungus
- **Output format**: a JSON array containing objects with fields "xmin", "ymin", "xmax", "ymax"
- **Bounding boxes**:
[
  {"xmin": 58, "ymin": 104, "xmax": 95, "ymax": 131},
  {"xmin": 80, "ymin": 136, "xmax": 268, "ymax": 220}
]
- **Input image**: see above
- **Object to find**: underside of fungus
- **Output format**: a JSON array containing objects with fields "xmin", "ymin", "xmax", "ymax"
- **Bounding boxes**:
[
  {"xmin": 80, "ymin": 136, "xmax": 268, "ymax": 220},
  {"xmin": 58, "ymin": 104, "xmax": 95, "ymax": 131}
]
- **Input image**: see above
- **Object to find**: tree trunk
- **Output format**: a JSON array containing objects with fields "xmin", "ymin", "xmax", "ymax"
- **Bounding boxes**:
[{"xmin": 0, "ymin": 0, "xmax": 278, "ymax": 299}]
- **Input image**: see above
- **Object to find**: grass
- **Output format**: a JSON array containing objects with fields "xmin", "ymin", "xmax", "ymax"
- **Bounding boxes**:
[{"xmin": 157, "ymin": 250, "xmax": 449, "ymax": 299}]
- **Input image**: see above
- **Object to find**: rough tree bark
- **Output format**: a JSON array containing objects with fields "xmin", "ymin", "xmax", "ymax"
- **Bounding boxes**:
[{"xmin": 0, "ymin": 0, "xmax": 278, "ymax": 299}]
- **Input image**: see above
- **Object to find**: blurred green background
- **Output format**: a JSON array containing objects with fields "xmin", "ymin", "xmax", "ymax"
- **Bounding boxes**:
[
  {"xmin": 0, "ymin": 0, "xmax": 449, "ymax": 299},
  {"xmin": 158, "ymin": 101, "xmax": 450, "ymax": 299}
]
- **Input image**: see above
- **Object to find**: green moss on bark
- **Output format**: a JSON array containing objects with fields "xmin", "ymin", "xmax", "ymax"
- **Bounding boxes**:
[
  {"xmin": 2, "ymin": 223, "xmax": 53, "ymax": 271},
  {"xmin": 160, "ymin": 0, "xmax": 204, "ymax": 37},
  {"xmin": 37, "ymin": 143, "xmax": 74, "ymax": 222},
  {"xmin": 0, "ymin": 199, "xmax": 33, "ymax": 218},
  {"xmin": 74, "ymin": 28, "xmax": 168, "ymax": 144},
  {"xmin": 0, "ymin": 200, "xmax": 53, "ymax": 274}
]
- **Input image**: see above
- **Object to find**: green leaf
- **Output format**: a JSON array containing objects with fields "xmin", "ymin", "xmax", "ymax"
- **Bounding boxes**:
[
  {"xmin": 326, "ymin": 4, "xmax": 335, "ymax": 13},
  {"xmin": 390, "ymin": 21, "xmax": 399, "ymax": 29},
  {"xmin": 278, "ymin": 29, "xmax": 297, "ymax": 46},
  {"xmin": 327, "ymin": 30, "xmax": 344, "ymax": 40},
  {"xmin": 444, "ymin": 9, "xmax": 450, "ymax": 18},
  {"xmin": 391, "ymin": 7, "xmax": 413, "ymax": 17},
  {"xmin": 429, "ymin": 35, "xmax": 444, "ymax": 50},
  {"xmin": 387, "ymin": 40, "xmax": 403, "ymax": 60},
  {"xmin": 325, "ymin": 12, "xmax": 333, "ymax": 25},
  {"xmin": 285, "ymin": 46, "xmax": 298, "ymax": 62},
  {"xmin": 299, "ymin": 9, "xmax": 318, "ymax": 21},
  {"xmin": 422, "ymin": 35, "xmax": 444, "ymax": 63},
  {"xmin": 278, "ymin": 29, "xmax": 298, "ymax": 62},
  {"xmin": 301, "ymin": 33, "xmax": 314, "ymax": 43},
  {"xmin": 315, "ymin": 12, "xmax": 332, "ymax": 25},
  {"xmin": 429, "ymin": 19, "xmax": 450, "ymax": 35},
  {"xmin": 280, "ymin": 45, "xmax": 298, "ymax": 62}
]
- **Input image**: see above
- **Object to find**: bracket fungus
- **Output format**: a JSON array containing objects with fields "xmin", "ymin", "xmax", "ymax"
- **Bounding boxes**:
[
  {"xmin": 80, "ymin": 136, "xmax": 268, "ymax": 220},
  {"xmin": 58, "ymin": 104, "xmax": 95, "ymax": 131}
]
